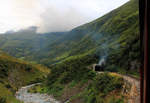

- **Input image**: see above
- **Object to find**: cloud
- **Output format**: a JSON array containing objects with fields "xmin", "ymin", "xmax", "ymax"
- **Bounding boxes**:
[
  {"xmin": 37, "ymin": 7, "xmax": 89, "ymax": 33},
  {"xmin": 37, "ymin": 0, "xmax": 129, "ymax": 33},
  {"xmin": 3, "ymin": 26, "xmax": 38, "ymax": 35},
  {"xmin": 0, "ymin": 0, "xmax": 42, "ymax": 33},
  {"xmin": 0, "ymin": 0, "xmax": 129, "ymax": 33},
  {"xmin": 17, "ymin": 26, "xmax": 38, "ymax": 33}
]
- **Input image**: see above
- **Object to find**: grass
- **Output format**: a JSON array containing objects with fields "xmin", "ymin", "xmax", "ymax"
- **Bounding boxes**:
[
  {"xmin": 0, "ymin": 83, "xmax": 22, "ymax": 103},
  {"xmin": 28, "ymin": 84, "xmax": 48, "ymax": 94}
]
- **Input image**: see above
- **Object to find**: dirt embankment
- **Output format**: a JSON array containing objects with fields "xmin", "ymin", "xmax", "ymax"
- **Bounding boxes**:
[{"xmin": 108, "ymin": 72, "xmax": 140, "ymax": 103}]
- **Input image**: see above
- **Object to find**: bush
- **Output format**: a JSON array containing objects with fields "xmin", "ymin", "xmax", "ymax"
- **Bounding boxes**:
[
  {"xmin": 83, "ymin": 73, "xmax": 124, "ymax": 103},
  {"xmin": 0, "ymin": 97, "xmax": 6, "ymax": 103},
  {"xmin": 47, "ymin": 53, "xmax": 98, "ymax": 86},
  {"xmin": 93, "ymin": 73, "xmax": 123, "ymax": 95}
]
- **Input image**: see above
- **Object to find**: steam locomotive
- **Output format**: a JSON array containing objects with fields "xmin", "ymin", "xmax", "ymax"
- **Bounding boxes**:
[{"xmin": 94, "ymin": 63, "xmax": 105, "ymax": 71}]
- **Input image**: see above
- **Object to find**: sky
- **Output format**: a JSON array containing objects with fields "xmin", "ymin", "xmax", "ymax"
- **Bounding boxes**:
[{"xmin": 0, "ymin": 0, "xmax": 129, "ymax": 33}]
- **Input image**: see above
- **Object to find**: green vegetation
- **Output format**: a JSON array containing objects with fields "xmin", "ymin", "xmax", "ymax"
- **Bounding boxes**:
[
  {"xmin": 28, "ymin": 53, "xmax": 125, "ymax": 103},
  {"xmin": 0, "ymin": 0, "xmax": 139, "ymax": 102},
  {"xmin": 0, "ymin": 32, "xmax": 66, "ymax": 65},
  {"xmin": 82, "ymin": 73, "xmax": 124, "ymax": 103},
  {"xmin": 0, "ymin": 97, "xmax": 6, "ymax": 103},
  {"xmin": 46, "ymin": 52, "xmax": 97, "ymax": 97},
  {"xmin": 0, "ymin": 51, "xmax": 49, "ymax": 103},
  {"xmin": 45, "ymin": 54, "xmax": 125, "ymax": 103},
  {"xmin": 28, "ymin": 84, "xmax": 48, "ymax": 93},
  {"xmin": 74, "ymin": 0, "xmax": 140, "ymax": 75}
]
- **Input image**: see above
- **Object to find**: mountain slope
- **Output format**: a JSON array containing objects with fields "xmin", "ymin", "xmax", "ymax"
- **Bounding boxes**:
[
  {"xmin": 0, "ymin": 51, "xmax": 49, "ymax": 103},
  {"xmin": 40, "ymin": 1, "xmax": 140, "ymax": 102},
  {"xmin": 0, "ymin": 32, "xmax": 66, "ymax": 64},
  {"xmin": 36, "ymin": 0, "xmax": 140, "ymax": 73},
  {"xmin": 0, "ymin": 0, "xmax": 140, "ymax": 73}
]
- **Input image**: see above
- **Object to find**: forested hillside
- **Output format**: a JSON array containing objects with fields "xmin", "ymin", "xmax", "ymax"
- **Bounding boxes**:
[
  {"xmin": 0, "ymin": 31, "xmax": 65, "ymax": 64},
  {"xmin": 44, "ymin": 0, "xmax": 140, "ymax": 73},
  {"xmin": 28, "ymin": 54, "xmax": 125, "ymax": 103}
]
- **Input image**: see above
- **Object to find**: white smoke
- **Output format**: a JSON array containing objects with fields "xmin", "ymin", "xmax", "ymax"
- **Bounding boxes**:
[{"xmin": 98, "ymin": 56, "xmax": 106, "ymax": 65}]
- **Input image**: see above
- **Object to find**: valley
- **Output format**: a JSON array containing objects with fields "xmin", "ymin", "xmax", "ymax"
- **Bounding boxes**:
[{"xmin": 0, "ymin": 0, "xmax": 140, "ymax": 103}]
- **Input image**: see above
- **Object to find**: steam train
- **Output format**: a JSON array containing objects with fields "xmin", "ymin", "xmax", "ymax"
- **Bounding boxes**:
[{"xmin": 94, "ymin": 63, "xmax": 105, "ymax": 71}]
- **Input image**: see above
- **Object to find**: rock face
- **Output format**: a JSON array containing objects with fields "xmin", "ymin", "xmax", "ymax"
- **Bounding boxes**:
[
  {"xmin": 97, "ymin": 72, "xmax": 140, "ymax": 103},
  {"xmin": 16, "ymin": 83, "xmax": 60, "ymax": 103},
  {"xmin": 110, "ymin": 73, "xmax": 140, "ymax": 103},
  {"xmin": 123, "ymin": 76, "xmax": 140, "ymax": 103}
]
